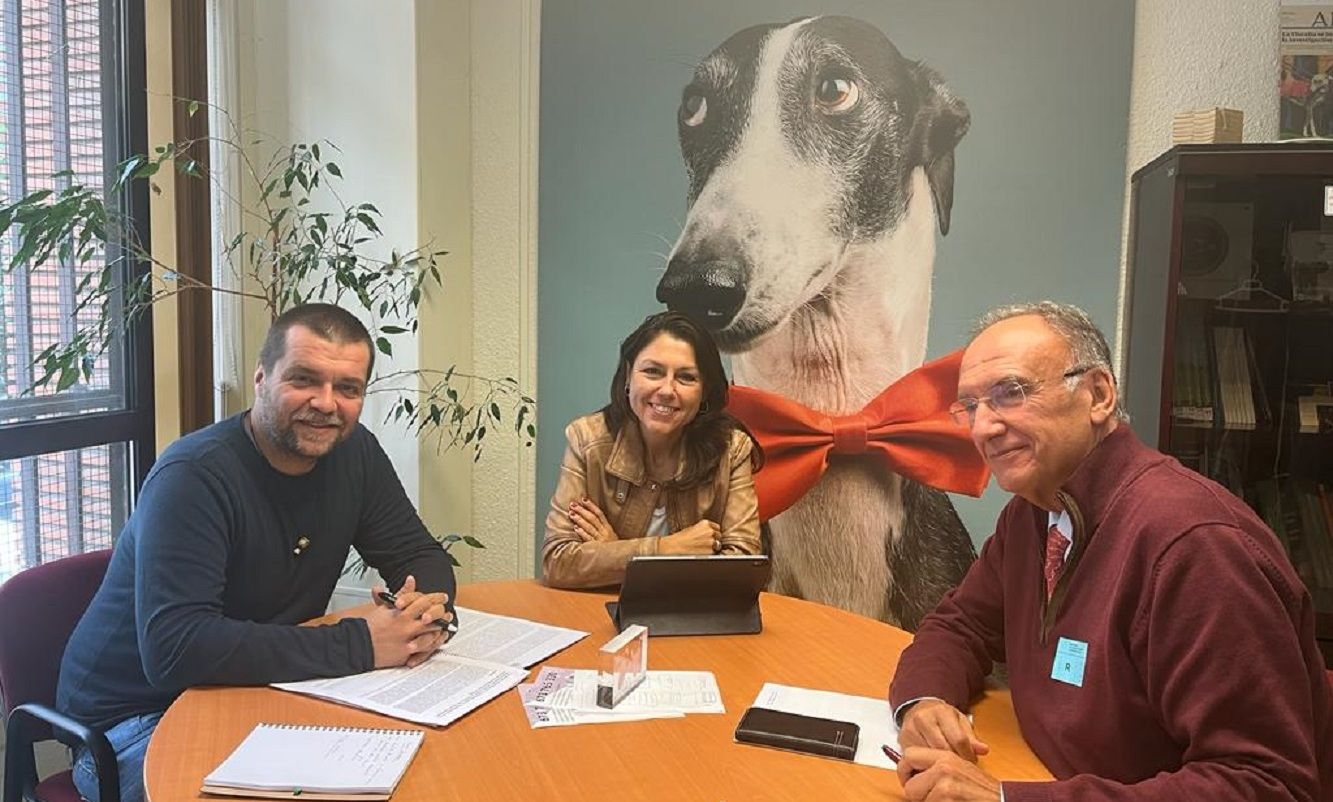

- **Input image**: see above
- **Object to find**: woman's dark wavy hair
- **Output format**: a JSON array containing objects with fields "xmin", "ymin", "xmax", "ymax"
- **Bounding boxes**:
[{"xmin": 602, "ymin": 311, "xmax": 763, "ymax": 489}]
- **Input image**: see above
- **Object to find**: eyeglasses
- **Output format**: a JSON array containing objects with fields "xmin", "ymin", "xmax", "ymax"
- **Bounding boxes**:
[{"xmin": 949, "ymin": 366, "xmax": 1091, "ymax": 427}]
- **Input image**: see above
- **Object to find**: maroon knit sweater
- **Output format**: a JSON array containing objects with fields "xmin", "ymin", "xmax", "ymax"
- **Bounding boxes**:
[{"xmin": 890, "ymin": 425, "xmax": 1332, "ymax": 801}]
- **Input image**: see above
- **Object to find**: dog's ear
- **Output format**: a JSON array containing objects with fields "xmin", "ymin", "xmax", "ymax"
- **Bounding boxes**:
[{"xmin": 906, "ymin": 62, "xmax": 970, "ymax": 236}]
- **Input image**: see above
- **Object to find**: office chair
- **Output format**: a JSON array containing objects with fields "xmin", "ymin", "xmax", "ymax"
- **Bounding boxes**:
[{"xmin": 0, "ymin": 550, "xmax": 118, "ymax": 802}]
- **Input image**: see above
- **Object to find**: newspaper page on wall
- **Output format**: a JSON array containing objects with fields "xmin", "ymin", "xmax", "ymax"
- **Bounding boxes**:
[{"xmin": 1282, "ymin": 2, "xmax": 1333, "ymax": 139}]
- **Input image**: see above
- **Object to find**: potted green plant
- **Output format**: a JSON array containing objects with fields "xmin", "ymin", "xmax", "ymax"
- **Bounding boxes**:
[{"xmin": 0, "ymin": 100, "xmax": 533, "ymax": 564}]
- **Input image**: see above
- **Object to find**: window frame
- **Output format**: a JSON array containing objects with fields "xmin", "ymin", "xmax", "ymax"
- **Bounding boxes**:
[{"xmin": 0, "ymin": 0, "xmax": 156, "ymax": 494}]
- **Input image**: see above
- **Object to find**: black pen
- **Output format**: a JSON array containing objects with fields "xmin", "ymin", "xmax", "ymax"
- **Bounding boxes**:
[{"xmin": 376, "ymin": 590, "xmax": 458, "ymax": 634}]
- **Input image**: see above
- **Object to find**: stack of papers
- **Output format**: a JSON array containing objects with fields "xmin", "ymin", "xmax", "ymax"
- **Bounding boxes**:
[
  {"xmin": 273, "ymin": 608, "xmax": 587, "ymax": 727},
  {"xmin": 519, "ymin": 667, "xmax": 724, "ymax": 728}
]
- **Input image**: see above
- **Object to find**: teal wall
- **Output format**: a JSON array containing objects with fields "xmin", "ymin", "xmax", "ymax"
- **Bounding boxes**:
[{"xmin": 536, "ymin": 1, "xmax": 1135, "ymax": 566}]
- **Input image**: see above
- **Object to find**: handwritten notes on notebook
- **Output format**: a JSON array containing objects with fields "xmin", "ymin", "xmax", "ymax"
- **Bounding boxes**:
[{"xmin": 202, "ymin": 724, "xmax": 423, "ymax": 800}]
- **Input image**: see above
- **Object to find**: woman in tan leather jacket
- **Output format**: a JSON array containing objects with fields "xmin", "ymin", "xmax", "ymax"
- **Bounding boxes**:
[{"xmin": 541, "ymin": 312, "xmax": 764, "ymax": 588}]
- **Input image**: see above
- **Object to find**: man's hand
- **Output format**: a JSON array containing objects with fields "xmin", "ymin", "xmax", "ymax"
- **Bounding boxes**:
[
  {"xmin": 899, "ymin": 747, "xmax": 1001, "ymax": 802},
  {"xmin": 659, "ymin": 520, "xmax": 720, "ymax": 555},
  {"xmin": 899, "ymin": 699, "xmax": 990, "ymax": 763},
  {"xmin": 366, "ymin": 575, "xmax": 451, "ymax": 668},
  {"xmin": 568, "ymin": 497, "xmax": 617, "ymax": 541}
]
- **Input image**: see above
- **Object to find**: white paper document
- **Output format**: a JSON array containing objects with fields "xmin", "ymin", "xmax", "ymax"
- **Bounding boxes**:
[
  {"xmin": 273, "ymin": 607, "xmax": 587, "ymax": 727},
  {"xmin": 517, "ymin": 666, "xmax": 722, "ymax": 728},
  {"xmin": 443, "ymin": 607, "xmax": 588, "ymax": 668},
  {"xmin": 570, "ymin": 669, "xmax": 724, "ymax": 714},
  {"xmin": 750, "ymin": 683, "xmax": 900, "ymax": 769}
]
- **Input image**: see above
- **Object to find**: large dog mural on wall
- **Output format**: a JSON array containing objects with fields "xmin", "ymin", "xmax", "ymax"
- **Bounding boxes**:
[{"xmin": 656, "ymin": 16, "xmax": 976, "ymax": 629}]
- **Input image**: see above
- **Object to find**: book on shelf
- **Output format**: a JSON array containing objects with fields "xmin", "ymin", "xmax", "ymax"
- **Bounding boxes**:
[
  {"xmin": 1296, "ymin": 478, "xmax": 1333, "ymax": 590},
  {"xmin": 1297, "ymin": 391, "xmax": 1333, "ymax": 434},
  {"xmin": 1212, "ymin": 326, "xmax": 1257, "ymax": 431},
  {"xmin": 1243, "ymin": 329, "xmax": 1273, "ymax": 428},
  {"xmin": 1260, "ymin": 477, "xmax": 1333, "ymax": 591},
  {"xmin": 1269, "ymin": 478, "xmax": 1314, "ymax": 588},
  {"xmin": 1253, "ymin": 479, "xmax": 1294, "ymax": 560},
  {"xmin": 1171, "ymin": 303, "xmax": 1215, "ymax": 425},
  {"xmin": 1319, "ymin": 484, "xmax": 1333, "ymax": 589}
]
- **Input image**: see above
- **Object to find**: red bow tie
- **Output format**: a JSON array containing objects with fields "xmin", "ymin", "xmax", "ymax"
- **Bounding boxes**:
[{"xmin": 727, "ymin": 349, "xmax": 990, "ymax": 521}]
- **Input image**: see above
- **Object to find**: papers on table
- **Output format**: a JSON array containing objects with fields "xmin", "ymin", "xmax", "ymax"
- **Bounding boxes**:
[
  {"xmin": 518, "ymin": 667, "xmax": 724, "ymax": 728},
  {"xmin": 443, "ymin": 606, "xmax": 587, "ymax": 668},
  {"xmin": 273, "ymin": 607, "xmax": 587, "ymax": 728},
  {"xmin": 750, "ymin": 683, "xmax": 900, "ymax": 770}
]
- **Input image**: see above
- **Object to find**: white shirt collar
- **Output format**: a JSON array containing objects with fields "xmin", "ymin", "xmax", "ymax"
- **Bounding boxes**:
[{"xmin": 1048, "ymin": 509, "xmax": 1074, "ymax": 556}]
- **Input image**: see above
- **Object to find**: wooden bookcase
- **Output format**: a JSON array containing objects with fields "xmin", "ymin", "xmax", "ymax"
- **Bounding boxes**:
[{"xmin": 1123, "ymin": 143, "xmax": 1333, "ymax": 667}]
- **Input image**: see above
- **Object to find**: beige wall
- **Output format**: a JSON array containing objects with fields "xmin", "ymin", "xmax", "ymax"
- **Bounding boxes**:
[
  {"xmin": 415, "ymin": 0, "xmax": 541, "ymax": 581},
  {"xmin": 460, "ymin": 0, "xmax": 541, "ymax": 579},
  {"xmin": 416, "ymin": 0, "xmax": 477, "ymax": 582},
  {"xmin": 146, "ymin": 0, "xmax": 180, "ymax": 452}
]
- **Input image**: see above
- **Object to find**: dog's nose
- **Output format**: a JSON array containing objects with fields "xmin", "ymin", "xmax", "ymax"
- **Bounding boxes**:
[{"xmin": 656, "ymin": 256, "xmax": 746, "ymax": 330}]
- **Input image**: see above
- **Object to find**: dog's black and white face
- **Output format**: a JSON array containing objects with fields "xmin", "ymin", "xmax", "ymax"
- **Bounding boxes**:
[{"xmin": 657, "ymin": 16, "xmax": 969, "ymax": 352}]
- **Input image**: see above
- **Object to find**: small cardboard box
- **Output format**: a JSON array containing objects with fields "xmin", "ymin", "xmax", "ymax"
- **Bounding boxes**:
[{"xmin": 1172, "ymin": 108, "xmax": 1244, "ymax": 144}]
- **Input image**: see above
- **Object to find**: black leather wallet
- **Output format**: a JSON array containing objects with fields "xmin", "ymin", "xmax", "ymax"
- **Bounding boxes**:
[{"xmin": 733, "ymin": 706, "xmax": 859, "ymax": 761}]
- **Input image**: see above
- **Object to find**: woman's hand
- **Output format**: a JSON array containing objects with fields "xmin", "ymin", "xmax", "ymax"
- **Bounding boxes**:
[
  {"xmin": 569, "ymin": 497, "xmax": 617, "ymax": 542},
  {"xmin": 659, "ymin": 520, "xmax": 721, "ymax": 555}
]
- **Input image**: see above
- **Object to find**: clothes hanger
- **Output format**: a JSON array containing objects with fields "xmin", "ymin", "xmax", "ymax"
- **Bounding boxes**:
[{"xmin": 1214, "ymin": 277, "xmax": 1289, "ymax": 312}]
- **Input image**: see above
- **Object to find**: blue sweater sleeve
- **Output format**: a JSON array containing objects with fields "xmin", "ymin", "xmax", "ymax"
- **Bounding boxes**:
[
  {"xmin": 134, "ymin": 461, "xmax": 374, "ymax": 689},
  {"xmin": 351, "ymin": 432, "xmax": 458, "ymax": 613}
]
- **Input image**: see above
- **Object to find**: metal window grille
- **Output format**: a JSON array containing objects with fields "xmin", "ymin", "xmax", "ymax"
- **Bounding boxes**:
[{"xmin": 0, "ymin": 0, "xmax": 140, "ymax": 581}]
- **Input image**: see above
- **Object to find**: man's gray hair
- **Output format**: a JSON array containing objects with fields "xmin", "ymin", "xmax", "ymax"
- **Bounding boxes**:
[{"xmin": 973, "ymin": 300, "xmax": 1129, "ymax": 422}]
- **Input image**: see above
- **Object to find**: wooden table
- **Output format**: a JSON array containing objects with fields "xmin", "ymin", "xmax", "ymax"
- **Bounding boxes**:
[{"xmin": 145, "ymin": 580, "xmax": 1049, "ymax": 801}]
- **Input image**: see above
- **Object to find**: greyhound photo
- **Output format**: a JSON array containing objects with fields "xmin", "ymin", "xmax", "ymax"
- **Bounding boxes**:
[{"xmin": 656, "ymin": 16, "xmax": 975, "ymax": 628}]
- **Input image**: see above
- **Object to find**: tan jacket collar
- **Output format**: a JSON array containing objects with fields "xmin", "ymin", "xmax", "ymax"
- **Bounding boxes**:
[{"xmin": 605, "ymin": 422, "xmax": 685, "ymax": 486}]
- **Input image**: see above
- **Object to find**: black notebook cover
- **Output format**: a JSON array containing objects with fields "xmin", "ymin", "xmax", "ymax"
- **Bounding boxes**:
[{"xmin": 733, "ymin": 707, "xmax": 859, "ymax": 761}]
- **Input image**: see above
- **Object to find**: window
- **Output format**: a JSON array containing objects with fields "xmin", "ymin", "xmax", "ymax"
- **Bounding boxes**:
[{"xmin": 0, "ymin": 0, "xmax": 153, "ymax": 582}]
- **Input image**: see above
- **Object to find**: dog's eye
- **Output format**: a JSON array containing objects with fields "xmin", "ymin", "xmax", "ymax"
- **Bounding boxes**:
[
  {"xmin": 814, "ymin": 76, "xmax": 859, "ymax": 114},
  {"xmin": 681, "ymin": 93, "xmax": 708, "ymax": 127}
]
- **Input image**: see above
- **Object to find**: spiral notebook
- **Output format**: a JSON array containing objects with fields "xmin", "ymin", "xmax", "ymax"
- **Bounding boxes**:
[{"xmin": 202, "ymin": 723, "xmax": 424, "ymax": 800}]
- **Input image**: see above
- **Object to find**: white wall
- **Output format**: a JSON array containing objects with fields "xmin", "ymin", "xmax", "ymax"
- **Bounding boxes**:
[
  {"xmin": 1116, "ymin": 0, "xmax": 1281, "ymax": 364},
  {"xmin": 239, "ymin": 0, "xmax": 422, "ymax": 503},
  {"xmin": 228, "ymin": 0, "xmax": 430, "ymax": 596},
  {"xmin": 228, "ymin": 0, "xmax": 539, "ymax": 584}
]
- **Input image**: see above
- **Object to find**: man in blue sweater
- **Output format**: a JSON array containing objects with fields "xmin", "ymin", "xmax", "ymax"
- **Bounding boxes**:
[{"xmin": 57, "ymin": 303, "xmax": 458, "ymax": 802}]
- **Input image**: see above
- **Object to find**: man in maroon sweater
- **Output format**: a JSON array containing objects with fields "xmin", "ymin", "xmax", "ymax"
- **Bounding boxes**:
[{"xmin": 889, "ymin": 302, "xmax": 1332, "ymax": 802}]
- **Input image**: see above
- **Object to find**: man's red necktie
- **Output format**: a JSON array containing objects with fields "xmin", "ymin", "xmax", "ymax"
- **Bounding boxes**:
[
  {"xmin": 1044, "ymin": 524, "xmax": 1071, "ymax": 600},
  {"xmin": 726, "ymin": 349, "xmax": 990, "ymax": 521}
]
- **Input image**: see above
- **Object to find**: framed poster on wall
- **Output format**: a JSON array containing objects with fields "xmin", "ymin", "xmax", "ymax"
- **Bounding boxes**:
[
  {"xmin": 536, "ymin": 1, "xmax": 1134, "ymax": 627},
  {"xmin": 1282, "ymin": 2, "xmax": 1333, "ymax": 139}
]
